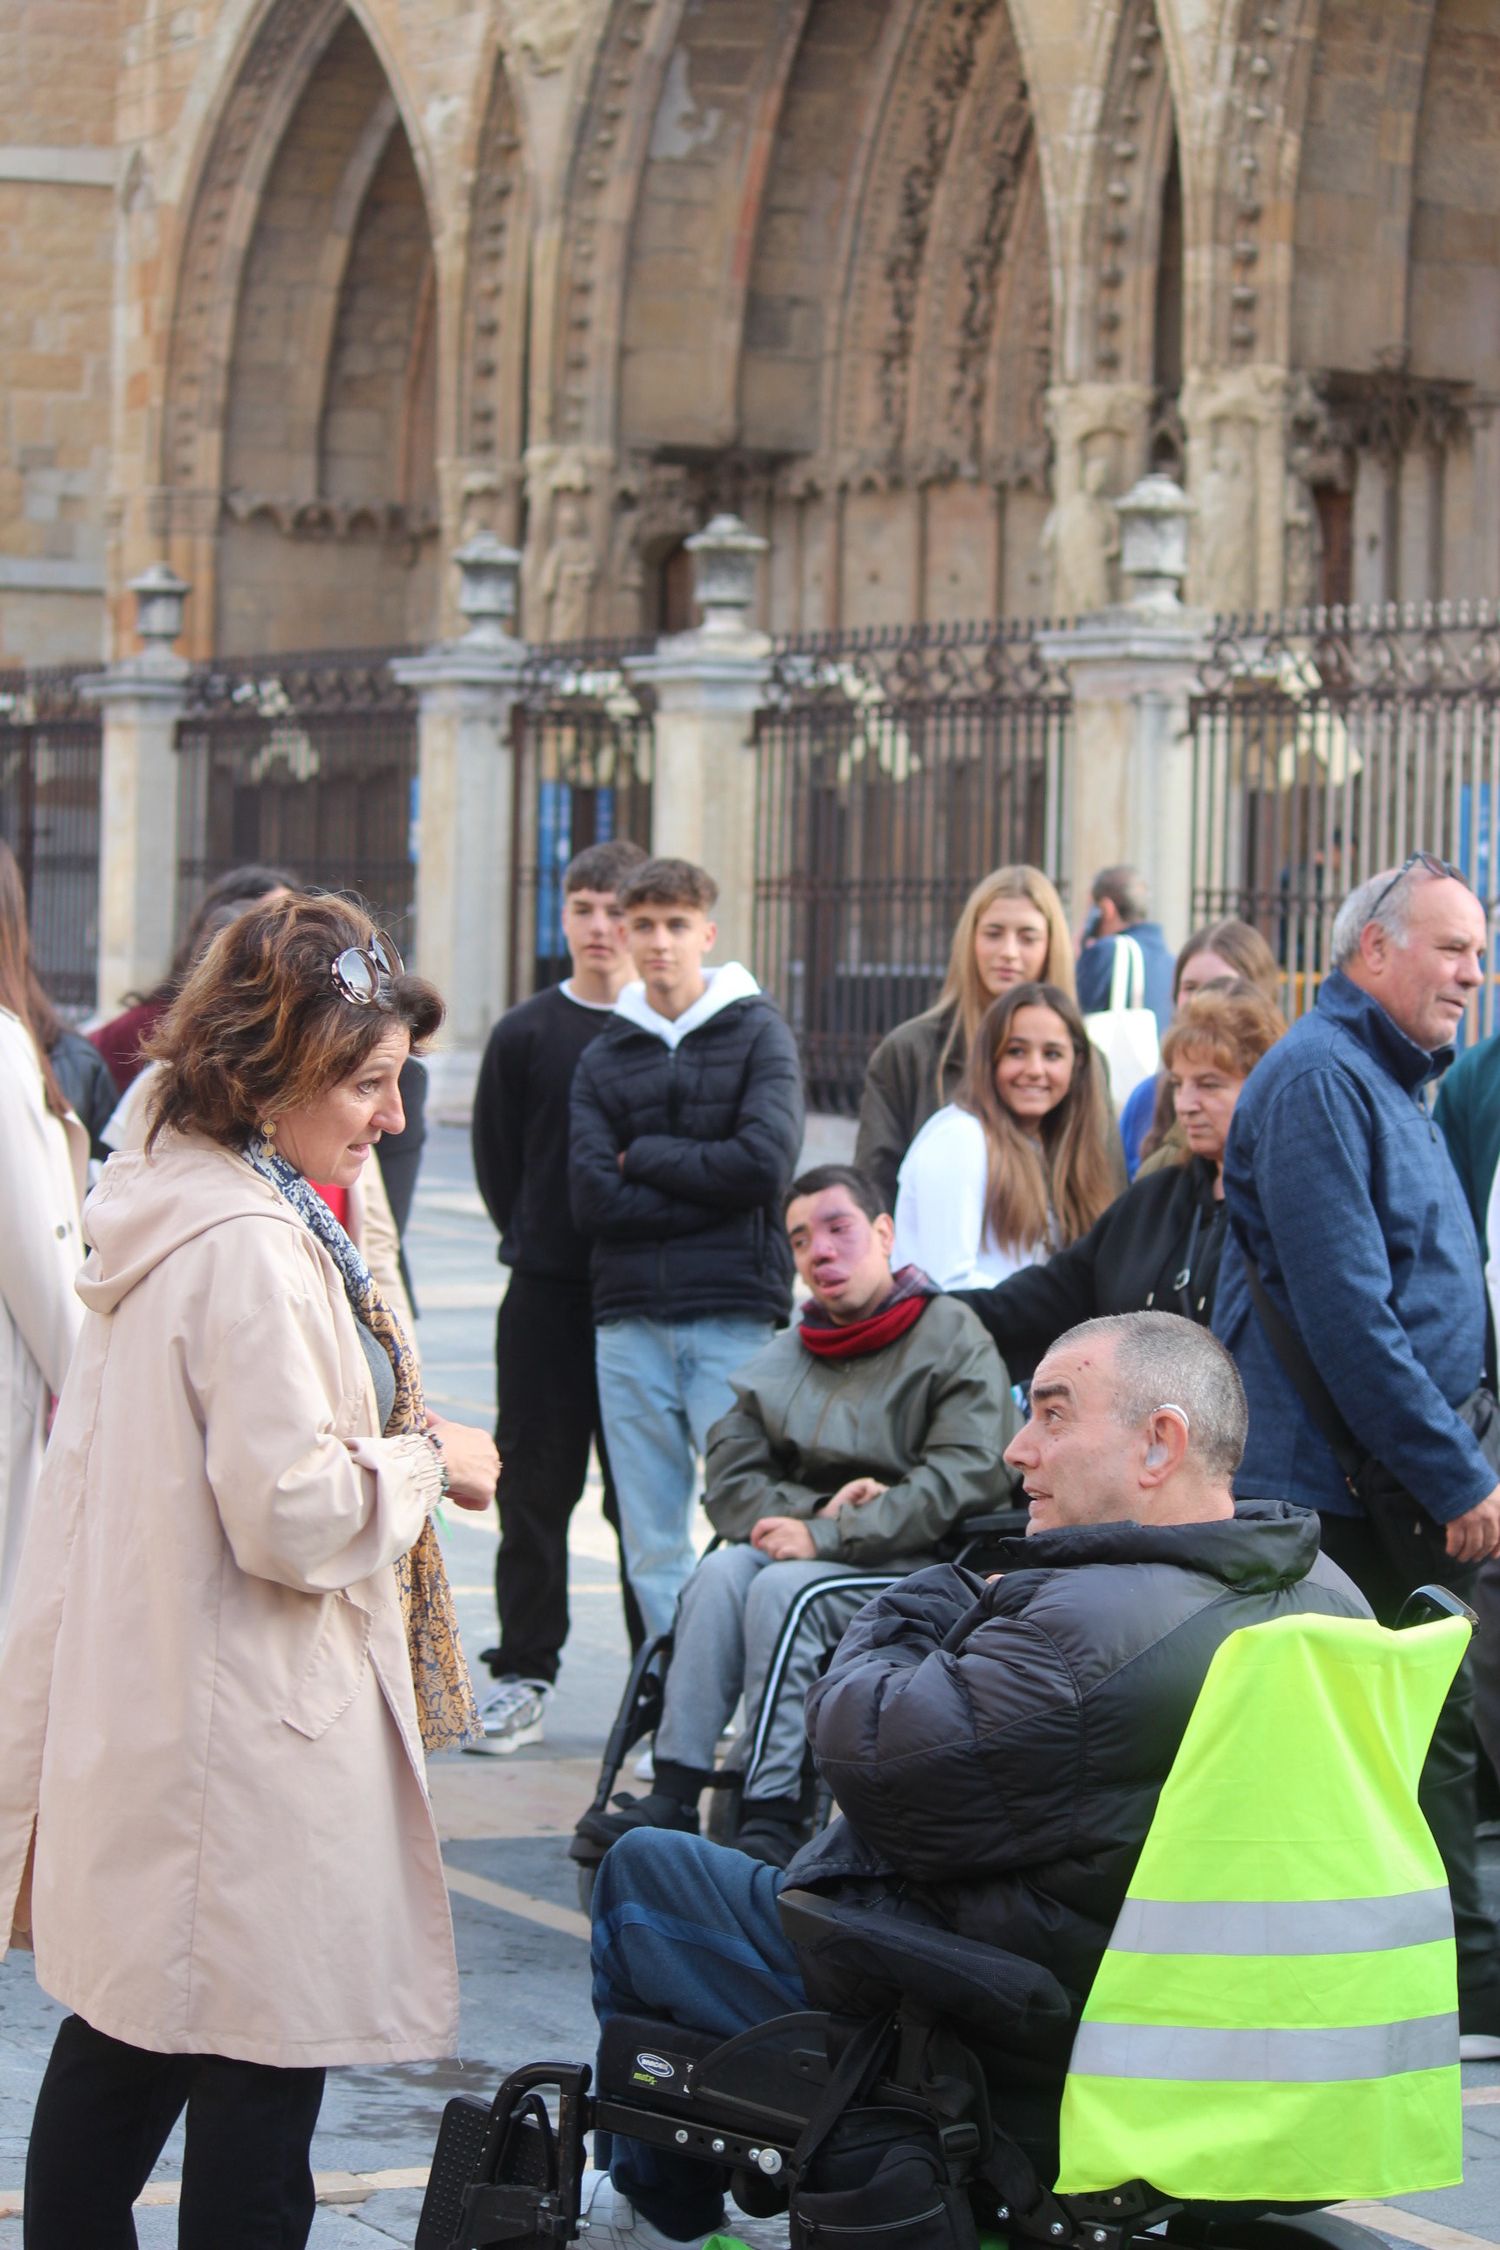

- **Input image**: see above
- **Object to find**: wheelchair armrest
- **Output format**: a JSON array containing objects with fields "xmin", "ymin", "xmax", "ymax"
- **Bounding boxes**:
[
  {"xmin": 942, "ymin": 1506, "xmax": 1030, "ymax": 1562},
  {"xmin": 777, "ymin": 1889, "xmax": 1074, "ymax": 2048}
]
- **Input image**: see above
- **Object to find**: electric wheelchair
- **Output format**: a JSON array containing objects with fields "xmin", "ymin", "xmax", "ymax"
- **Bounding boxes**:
[{"xmin": 424, "ymin": 1587, "xmax": 1476, "ymax": 2250}]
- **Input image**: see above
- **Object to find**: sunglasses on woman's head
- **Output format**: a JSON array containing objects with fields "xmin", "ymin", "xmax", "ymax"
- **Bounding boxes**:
[{"xmin": 330, "ymin": 932, "xmax": 403, "ymax": 1005}]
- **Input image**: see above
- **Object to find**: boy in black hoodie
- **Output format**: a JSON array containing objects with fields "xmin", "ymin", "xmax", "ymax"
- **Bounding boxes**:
[{"xmin": 571, "ymin": 858, "xmax": 805, "ymax": 1639}]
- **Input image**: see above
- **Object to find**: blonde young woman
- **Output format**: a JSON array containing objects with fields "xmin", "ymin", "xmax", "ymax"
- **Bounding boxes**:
[
  {"xmin": 856, "ymin": 866, "xmax": 1075, "ymax": 1210},
  {"xmin": 892, "ymin": 981, "xmax": 1119, "ymax": 1290}
]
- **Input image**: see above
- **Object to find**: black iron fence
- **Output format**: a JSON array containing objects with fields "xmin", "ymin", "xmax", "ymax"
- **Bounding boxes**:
[
  {"xmin": 753, "ymin": 622, "xmax": 1070, "ymax": 1114},
  {"xmin": 509, "ymin": 639, "xmax": 655, "ymax": 1002},
  {"xmin": 1189, "ymin": 602, "xmax": 1500, "ymax": 1035},
  {"xmin": 176, "ymin": 648, "xmax": 419, "ymax": 949},
  {"xmin": 0, "ymin": 668, "xmax": 103, "ymax": 1010}
]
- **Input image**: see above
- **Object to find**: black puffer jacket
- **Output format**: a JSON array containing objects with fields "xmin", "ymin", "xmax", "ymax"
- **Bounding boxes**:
[
  {"xmin": 790, "ymin": 1503, "xmax": 1367, "ymax": 2018},
  {"xmin": 958, "ymin": 1157, "xmax": 1226, "ymax": 1383},
  {"xmin": 570, "ymin": 975, "xmax": 805, "ymax": 1323}
]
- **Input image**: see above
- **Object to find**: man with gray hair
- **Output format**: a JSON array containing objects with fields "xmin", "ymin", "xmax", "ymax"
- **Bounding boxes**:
[
  {"xmin": 1075, "ymin": 863, "xmax": 1175, "ymax": 1032},
  {"xmin": 1214, "ymin": 849, "xmax": 1500, "ymax": 2056},
  {"xmin": 577, "ymin": 1310, "xmax": 1365, "ymax": 2249}
]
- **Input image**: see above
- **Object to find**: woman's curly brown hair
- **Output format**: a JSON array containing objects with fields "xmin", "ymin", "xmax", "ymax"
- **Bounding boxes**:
[{"xmin": 143, "ymin": 893, "xmax": 443, "ymax": 1151}]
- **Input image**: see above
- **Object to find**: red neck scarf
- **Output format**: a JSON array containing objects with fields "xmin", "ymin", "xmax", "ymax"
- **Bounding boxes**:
[{"xmin": 799, "ymin": 1266, "xmax": 935, "ymax": 1361}]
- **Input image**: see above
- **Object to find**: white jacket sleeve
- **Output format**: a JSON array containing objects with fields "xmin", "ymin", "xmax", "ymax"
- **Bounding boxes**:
[
  {"xmin": 201, "ymin": 1285, "xmax": 441, "ymax": 1594},
  {"xmin": 0, "ymin": 1023, "xmax": 84, "ymax": 1393},
  {"xmin": 892, "ymin": 1108, "xmax": 993, "ymax": 1290}
]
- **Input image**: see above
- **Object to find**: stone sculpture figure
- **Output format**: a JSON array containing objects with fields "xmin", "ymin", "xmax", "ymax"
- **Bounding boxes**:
[
  {"xmin": 1196, "ymin": 435, "xmax": 1256, "ymax": 614},
  {"xmin": 541, "ymin": 492, "xmax": 598, "ymax": 644},
  {"xmin": 1043, "ymin": 456, "xmax": 1118, "ymax": 616}
]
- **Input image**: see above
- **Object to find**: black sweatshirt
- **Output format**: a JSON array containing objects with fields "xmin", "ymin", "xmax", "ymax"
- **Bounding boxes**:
[{"xmin": 472, "ymin": 983, "xmax": 617, "ymax": 1283}]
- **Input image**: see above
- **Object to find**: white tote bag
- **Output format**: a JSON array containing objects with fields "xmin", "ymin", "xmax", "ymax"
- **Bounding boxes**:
[{"xmin": 1084, "ymin": 933, "xmax": 1160, "ymax": 1107}]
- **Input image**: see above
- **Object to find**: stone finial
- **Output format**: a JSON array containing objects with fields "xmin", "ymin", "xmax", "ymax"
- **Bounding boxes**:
[
  {"xmin": 685, "ymin": 513, "xmax": 767, "ymax": 637},
  {"xmin": 1115, "ymin": 475, "xmax": 1194, "ymax": 612},
  {"xmin": 453, "ymin": 532, "xmax": 522, "ymax": 647},
  {"xmin": 129, "ymin": 562, "xmax": 189, "ymax": 660}
]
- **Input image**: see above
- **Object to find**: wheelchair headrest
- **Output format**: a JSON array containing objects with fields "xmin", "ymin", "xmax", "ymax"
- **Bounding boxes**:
[{"xmin": 778, "ymin": 1888, "xmax": 1074, "ymax": 2048}]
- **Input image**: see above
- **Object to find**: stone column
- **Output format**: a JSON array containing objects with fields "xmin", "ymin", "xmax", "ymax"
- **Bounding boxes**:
[
  {"xmin": 82, "ymin": 563, "xmax": 192, "ymax": 1013},
  {"xmin": 1039, "ymin": 478, "xmax": 1211, "ymax": 949},
  {"xmin": 392, "ymin": 535, "xmax": 527, "ymax": 1055},
  {"xmin": 626, "ymin": 515, "xmax": 773, "ymax": 972}
]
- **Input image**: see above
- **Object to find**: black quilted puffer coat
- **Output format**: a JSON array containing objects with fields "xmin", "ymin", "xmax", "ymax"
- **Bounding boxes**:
[
  {"xmin": 569, "ymin": 976, "xmax": 805, "ymax": 1324},
  {"xmin": 790, "ymin": 1503, "xmax": 1368, "ymax": 2016}
]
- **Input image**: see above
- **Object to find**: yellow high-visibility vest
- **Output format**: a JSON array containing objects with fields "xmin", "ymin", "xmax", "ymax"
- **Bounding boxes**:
[{"xmin": 1055, "ymin": 1611, "xmax": 1467, "ymax": 2203}]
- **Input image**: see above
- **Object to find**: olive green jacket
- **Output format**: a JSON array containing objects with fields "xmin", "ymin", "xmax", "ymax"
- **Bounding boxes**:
[
  {"xmin": 703, "ymin": 1294, "xmax": 1019, "ymax": 1565},
  {"xmin": 854, "ymin": 1011, "xmax": 959, "ymax": 1214}
]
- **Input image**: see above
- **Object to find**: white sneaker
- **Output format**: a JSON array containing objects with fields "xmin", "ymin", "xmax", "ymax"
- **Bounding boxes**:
[
  {"xmin": 464, "ymin": 1677, "xmax": 549, "ymax": 1756},
  {"xmin": 1460, "ymin": 2029, "xmax": 1500, "ymax": 2061},
  {"xmin": 576, "ymin": 2166, "xmax": 702, "ymax": 2248}
]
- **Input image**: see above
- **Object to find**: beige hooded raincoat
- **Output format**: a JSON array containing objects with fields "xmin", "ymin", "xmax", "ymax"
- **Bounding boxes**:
[{"xmin": 0, "ymin": 1134, "xmax": 459, "ymax": 2066}]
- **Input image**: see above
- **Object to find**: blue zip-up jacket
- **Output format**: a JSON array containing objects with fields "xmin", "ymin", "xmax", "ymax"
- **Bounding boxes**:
[{"xmin": 1214, "ymin": 970, "xmax": 1492, "ymax": 1521}]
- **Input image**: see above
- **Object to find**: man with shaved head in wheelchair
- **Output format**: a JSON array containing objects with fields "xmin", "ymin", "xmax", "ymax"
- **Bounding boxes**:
[{"xmin": 571, "ymin": 1312, "xmax": 1374, "ymax": 2248}]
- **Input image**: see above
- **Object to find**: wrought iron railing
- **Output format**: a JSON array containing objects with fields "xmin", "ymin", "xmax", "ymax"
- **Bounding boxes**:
[
  {"xmin": 1189, "ymin": 601, "xmax": 1500, "ymax": 1036},
  {"xmin": 509, "ymin": 638, "xmax": 655, "ymax": 1004},
  {"xmin": 176, "ymin": 647, "xmax": 420, "ymax": 944},
  {"xmin": 0, "ymin": 667, "xmax": 103, "ymax": 1010},
  {"xmin": 754, "ymin": 619, "xmax": 1071, "ymax": 1115}
]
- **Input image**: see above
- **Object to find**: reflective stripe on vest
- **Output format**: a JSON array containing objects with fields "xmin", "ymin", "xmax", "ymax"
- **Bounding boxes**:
[
  {"xmin": 1109, "ymin": 1888, "xmax": 1452, "ymax": 1958},
  {"xmin": 1069, "ymin": 2011, "xmax": 1459, "ymax": 2084}
]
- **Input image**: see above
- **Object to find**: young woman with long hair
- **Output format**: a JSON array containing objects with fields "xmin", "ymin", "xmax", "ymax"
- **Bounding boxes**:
[
  {"xmin": 892, "ymin": 980, "xmax": 1118, "ymax": 1289},
  {"xmin": 855, "ymin": 865, "xmax": 1075, "ymax": 1210},
  {"xmin": 0, "ymin": 839, "xmax": 86, "ymax": 1636}
]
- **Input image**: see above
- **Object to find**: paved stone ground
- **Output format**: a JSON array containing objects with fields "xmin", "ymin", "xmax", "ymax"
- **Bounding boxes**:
[{"xmin": 1, "ymin": 1121, "xmax": 1498, "ymax": 2245}]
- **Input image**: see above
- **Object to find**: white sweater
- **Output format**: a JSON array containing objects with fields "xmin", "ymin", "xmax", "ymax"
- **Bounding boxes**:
[{"xmin": 892, "ymin": 1105, "xmax": 1049, "ymax": 1290}]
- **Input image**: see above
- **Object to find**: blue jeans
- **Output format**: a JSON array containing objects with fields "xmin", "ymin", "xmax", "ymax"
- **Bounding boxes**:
[
  {"xmin": 592, "ymin": 1828, "xmax": 807, "ymax": 2240},
  {"xmin": 595, "ymin": 1316, "xmax": 774, "ymax": 1638}
]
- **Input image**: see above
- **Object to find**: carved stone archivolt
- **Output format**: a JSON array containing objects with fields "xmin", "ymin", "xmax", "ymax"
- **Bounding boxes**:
[
  {"xmin": 1220, "ymin": 3, "xmax": 1299, "ymax": 363},
  {"xmin": 505, "ymin": 0, "xmax": 587, "ymax": 75},
  {"xmin": 162, "ymin": 0, "xmax": 345, "ymax": 502},
  {"xmin": 1085, "ymin": 0, "xmax": 1175, "ymax": 384}
]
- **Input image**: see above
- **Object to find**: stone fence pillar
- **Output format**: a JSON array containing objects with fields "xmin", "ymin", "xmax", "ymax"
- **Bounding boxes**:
[
  {"xmin": 83, "ymin": 563, "xmax": 191, "ymax": 1013},
  {"xmin": 393, "ymin": 536, "xmax": 526, "ymax": 1054},
  {"xmin": 627, "ymin": 515, "xmax": 772, "ymax": 971},
  {"xmin": 1039, "ymin": 476, "xmax": 1211, "ymax": 948}
]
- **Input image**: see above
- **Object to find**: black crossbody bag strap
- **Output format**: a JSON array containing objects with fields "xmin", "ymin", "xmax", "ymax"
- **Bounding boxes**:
[{"xmin": 1241, "ymin": 1258, "xmax": 1365, "ymax": 1490}]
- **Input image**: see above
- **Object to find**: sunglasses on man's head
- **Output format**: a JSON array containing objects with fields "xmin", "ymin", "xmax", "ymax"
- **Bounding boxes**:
[
  {"xmin": 331, "ymin": 932, "xmax": 403, "ymax": 1005},
  {"xmin": 1368, "ymin": 851, "xmax": 1467, "ymax": 919}
]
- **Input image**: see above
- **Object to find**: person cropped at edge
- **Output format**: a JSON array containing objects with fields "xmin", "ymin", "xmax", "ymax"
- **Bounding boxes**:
[
  {"xmin": 1213, "ymin": 853, "xmax": 1500, "ymax": 2058},
  {"xmin": 1074, "ymin": 863, "xmax": 1175, "ymax": 1033},
  {"xmin": 963, "ymin": 983, "xmax": 1285, "ymax": 1380},
  {"xmin": 855, "ymin": 864, "xmax": 1076, "ymax": 1213},
  {"xmin": 577, "ymin": 1313, "xmax": 1368, "ymax": 2250},
  {"xmin": 0, "ymin": 843, "xmax": 86, "ymax": 1640},
  {"xmin": 0, "ymin": 893, "xmax": 498, "ymax": 2250},
  {"xmin": 469, "ymin": 837, "xmax": 648, "ymax": 1755},
  {"xmin": 571, "ymin": 857, "xmax": 805, "ymax": 1638}
]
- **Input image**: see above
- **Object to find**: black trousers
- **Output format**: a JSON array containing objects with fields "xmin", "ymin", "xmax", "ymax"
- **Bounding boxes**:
[
  {"xmin": 1319, "ymin": 1511, "xmax": 1500, "ymax": 2024},
  {"xmin": 24, "ymin": 2014, "xmax": 325, "ymax": 2249},
  {"xmin": 490, "ymin": 1271, "xmax": 643, "ymax": 1682}
]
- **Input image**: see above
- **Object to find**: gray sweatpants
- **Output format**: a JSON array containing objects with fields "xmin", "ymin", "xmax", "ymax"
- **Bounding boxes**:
[{"xmin": 654, "ymin": 1543, "xmax": 918, "ymax": 1805}]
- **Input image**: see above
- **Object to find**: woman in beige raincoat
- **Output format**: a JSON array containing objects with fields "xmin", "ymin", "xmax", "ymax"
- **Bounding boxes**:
[{"xmin": 0, "ymin": 893, "xmax": 498, "ymax": 2250}]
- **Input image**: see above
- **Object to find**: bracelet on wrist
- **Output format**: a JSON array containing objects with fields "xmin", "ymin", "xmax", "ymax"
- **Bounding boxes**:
[{"xmin": 424, "ymin": 1426, "xmax": 452, "ymax": 1497}]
